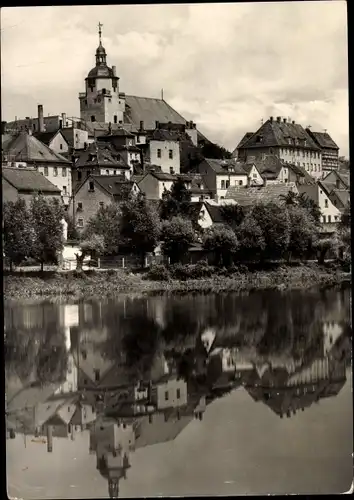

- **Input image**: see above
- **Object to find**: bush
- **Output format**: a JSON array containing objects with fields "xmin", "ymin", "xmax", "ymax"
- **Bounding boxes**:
[
  {"xmin": 170, "ymin": 262, "xmax": 215, "ymax": 280},
  {"xmin": 146, "ymin": 263, "xmax": 171, "ymax": 281}
]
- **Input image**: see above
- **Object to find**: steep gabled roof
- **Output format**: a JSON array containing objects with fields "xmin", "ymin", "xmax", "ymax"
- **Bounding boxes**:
[
  {"xmin": 204, "ymin": 202, "xmax": 226, "ymax": 223},
  {"xmin": 330, "ymin": 189, "xmax": 350, "ymax": 210},
  {"xmin": 74, "ymin": 142, "xmax": 130, "ymax": 169},
  {"xmin": 287, "ymin": 163, "xmax": 316, "ymax": 184},
  {"xmin": 233, "ymin": 132, "xmax": 254, "ymax": 155},
  {"xmin": 148, "ymin": 171, "xmax": 178, "ymax": 182},
  {"xmin": 239, "ymin": 119, "xmax": 320, "ymax": 150},
  {"xmin": 252, "ymin": 154, "xmax": 285, "ymax": 179},
  {"xmin": 2, "ymin": 131, "xmax": 71, "ymax": 164},
  {"xmin": 124, "ymin": 95, "xmax": 186, "ymax": 131},
  {"xmin": 92, "ymin": 175, "xmax": 137, "ymax": 199},
  {"xmin": 33, "ymin": 129, "xmax": 69, "ymax": 147},
  {"xmin": 297, "ymin": 183, "xmax": 319, "ymax": 204},
  {"xmin": 225, "ymin": 182, "xmax": 298, "ymax": 206},
  {"xmin": 2, "ymin": 166, "xmax": 61, "ymax": 193},
  {"xmin": 306, "ymin": 129, "xmax": 339, "ymax": 150},
  {"xmin": 202, "ymin": 158, "xmax": 248, "ymax": 175}
]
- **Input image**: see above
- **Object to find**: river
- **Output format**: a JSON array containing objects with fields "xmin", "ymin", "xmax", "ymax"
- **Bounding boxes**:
[{"xmin": 5, "ymin": 285, "xmax": 353, "ymax": 498}]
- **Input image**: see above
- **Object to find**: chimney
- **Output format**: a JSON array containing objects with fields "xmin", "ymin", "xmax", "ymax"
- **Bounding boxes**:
[
  {"xmin": 270, "ymin": 116, "xmax": 273, "ymax": 123},
  {"xmin": 283, "ymin": 118, "xmax": 287, "ymax": 123},
  {"xmin": 139, "ymin": 120, "xmax": 144, "ymax": 131},
  {"xmin": 62, "ymin": 113, "xmax": 67, "ymax": 128},
  {"xmin": 276, "ymin": 116, "xmax": 281, "ymax": 123},
  {"xmin": 112, "ymin": 65, "xmax": 117, "ymax": 76},
  {"xmin": 38, "ymin": 104, "xmax": 44, "ymax": 132}
]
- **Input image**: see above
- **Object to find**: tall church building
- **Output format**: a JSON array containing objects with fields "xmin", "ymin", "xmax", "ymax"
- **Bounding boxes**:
[{"xmin": 79, "ymin": 23, "xmax": 125, "ymax": 125}]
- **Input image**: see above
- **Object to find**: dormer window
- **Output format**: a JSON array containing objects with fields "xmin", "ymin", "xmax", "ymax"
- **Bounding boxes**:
[{"xmin": 256, "ymin": 135, "xmax": 263, "ymax": 143}]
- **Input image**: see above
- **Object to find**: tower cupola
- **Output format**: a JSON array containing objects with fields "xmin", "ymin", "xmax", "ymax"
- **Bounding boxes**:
[{"xmin": 95, "ymin": 22, "xmax": 107, "ymax": 66}]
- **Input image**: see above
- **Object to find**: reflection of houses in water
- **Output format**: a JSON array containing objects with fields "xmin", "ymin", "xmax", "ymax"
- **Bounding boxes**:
[
  {"xmin": 55, "ymin": 305, "xmax": 80, "ymax": 395},
  {"xmin": 323, "ymin": 320, "xmax": 345, "ymax": 356},
  {"xmin": 245, "ymin": 355, "xmax": 347, "ymax": 419},
  {"xmin": 90, "ymin": 417, "xmax": 134, "ymax": 498},
  {"xmin": 150, "ymin": 375, "xmax": 188, "ymax": 410}
]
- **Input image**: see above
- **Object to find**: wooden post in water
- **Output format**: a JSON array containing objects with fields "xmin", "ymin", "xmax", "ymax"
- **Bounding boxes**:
[{"xmin": 47, "ymin": 425, "xmax": 53, "ymax": 452}]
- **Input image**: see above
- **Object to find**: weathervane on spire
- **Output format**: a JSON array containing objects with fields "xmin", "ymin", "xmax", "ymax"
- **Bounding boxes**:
[{"xmin": 98, "ymin": 22, "xmax": 103, "ymax": 44}]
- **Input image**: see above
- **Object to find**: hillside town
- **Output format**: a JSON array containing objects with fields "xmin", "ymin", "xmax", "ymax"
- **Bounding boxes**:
[{"xmin": 2, "ymin": 24, "xmax": 350, "ymax": 273}]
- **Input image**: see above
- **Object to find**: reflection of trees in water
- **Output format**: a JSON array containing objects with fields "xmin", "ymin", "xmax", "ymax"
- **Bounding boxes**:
[{"xmin": 5, "ymin": 321, "xmax": 68, "ymax": 387}]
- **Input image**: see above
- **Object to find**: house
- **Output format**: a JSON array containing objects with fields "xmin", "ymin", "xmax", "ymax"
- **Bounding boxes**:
[
  {"xmin": 33, "ymin": 395, "xmax": 79, "ymax": 438},
  {"xmin": 70, "ymin": 174, "xmax": 140, "ymax": 231},
  {"xmin": 145, "ymin": 126, "xmax": 181, "ymax": 174},
  {"xmin": 33, "ymin": 129, "xmax": 70, "ymax": 155},
  {"xmin": 225, "ymin": 182, "xmax": 298, "ymax": 207},
  {"xmin": 197, "ymin": 158, "xmax": 248, "ymax": 200},
  {"xmin": 197, "ymin": 202, "xmax": 227, "ymax": 229},
  {"xmin": 321, "ymin": 170, "xmax": 350, "ymax": 213},
  {"xmin": 240, "ymin": 162, "xmax": 264, "ymax": 186},
  {"xmin": 179, "ymin": 173, "xmax": 213, "ymax": 201},
  {"xmin": 72, "ymin": 141, "xmax": 131, "ymax": 191},
  {"xmin": 322, "ymin": 169, "xmax": 350, "ymax": 189},
  {"xmin": 149, "ymin": 375, "xmax": 188, "ymax": 411},
  {"xmin": 287, "ymin": 163, "xmax": 316, "ymax": 185},
  {"xmin": 2, "ymin": 166, "xmax": 62, "ymax": 206},
  {"xmin": 297, "ymin": 182, "xmax": 342, "ymax": 233},
  {"xmin": 306, "ymin": 128, "xmax": 340, "ymax": 172},
  {"xmin": 231, "ymin": 132, "xmax": 253, "ymax": 158},
  {"xmin": 97, "ymin": 128, "xmax": 142, "ymax": 169},
  {"xmin": 252, "ymin": 154, "xmax": 292, "ymax": 184},
  {"xmin": 138, "ymin": 171, "xmax": 177, "ymax": 200},
  {"xmin": 2, "ymin": 130, "xmax": 72, "ymax": 204},
  {"xmin": 235, "ymin": 116, "xmax": 322, "ymax": 179}
]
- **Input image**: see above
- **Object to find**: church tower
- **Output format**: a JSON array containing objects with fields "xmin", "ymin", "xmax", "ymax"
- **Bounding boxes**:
[{"xmin": 79, "ymin": 23, "xmax": 125, "ymax": 125}]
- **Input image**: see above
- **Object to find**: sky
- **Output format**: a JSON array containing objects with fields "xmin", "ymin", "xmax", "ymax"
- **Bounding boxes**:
[{"xmin": 1, "ymin": 2, "xmax": 349, "ymax": 156}]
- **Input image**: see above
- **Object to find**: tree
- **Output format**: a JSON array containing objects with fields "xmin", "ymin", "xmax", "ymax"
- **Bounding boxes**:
[
  {"xmin": 75, "ymin": 234, "xmax": 105, "ymax": 271},
  {"xmin": 250, "ymin": 202, "xmax": 291, "ymax": 260},
  {"xmin": 84, "ymin": 203, "xmax": 122, "ymax": 255},
  {"xmin": 237, "ymin": 214, "xmax": 266, "ymax": 261},
  {"xmin": 120, "ymin": 193, "xmax": 160, "ymax": 267},
  {"xmin": 314, "ymin": 237, "xmax": 338, "ymax": 265},
  {"xmin": 200, "ymin": 141, "xmax": 232, "ymax": 160},
  {"xmin": 30, "ymin": 196, "xmax": 64, "ymax": 271},
  {"xmin": 286, "ymin": 206, "xmax": 319, "ymax": 261},
  {"xmin": 63, "ymin": 212, "xmax": 79, "ymax": 240},
  {"xmin": 280, "ymin": 191, "xmax": 322, "ymax": 225},
  {"xmin": 220, "ymin": 204, "xmax": 245, "ymax": 230},
  {"xmin": 160, "ymin": 177, "xmax": 192, "ymax": 220},
  {"xmin": 203, "ymin": 226, "xmax": 238, "ymax": 267},
  {"xmin": 3, "ymin": 199, "xmax": 36, "ymax": 271},
  {"xmin": 161, "ymin": 216, "xmax": 195, "ymax": 264}
]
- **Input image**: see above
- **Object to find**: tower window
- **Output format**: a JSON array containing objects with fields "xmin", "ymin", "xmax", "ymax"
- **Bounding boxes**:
[
  {"xmin": 114, "ymin": 115, "xmax": 118, "ymax": 124},
  {"xmin": 91, "ymin": 116, "xmax": 96, "ymax": 122}
]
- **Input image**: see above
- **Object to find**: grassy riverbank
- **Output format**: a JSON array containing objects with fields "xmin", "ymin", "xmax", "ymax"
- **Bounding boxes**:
[{"xmin": 3, "ymin": 262, "xmax": 351, "ymax": 301}]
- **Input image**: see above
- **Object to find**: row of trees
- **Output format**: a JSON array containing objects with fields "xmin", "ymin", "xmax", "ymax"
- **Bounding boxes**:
[
  {"xmin": 80, "ymin": 177, "xmax": 346, "ymax": 267},
  {"xmin": 3, "ymin": 197, "xmax": 65, "ymax": 271}
]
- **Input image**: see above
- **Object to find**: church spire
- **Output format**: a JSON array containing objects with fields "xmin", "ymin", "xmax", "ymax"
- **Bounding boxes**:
[{"xmin": 95, "ymin": 21, "xmax": 107, "ymax": 66}]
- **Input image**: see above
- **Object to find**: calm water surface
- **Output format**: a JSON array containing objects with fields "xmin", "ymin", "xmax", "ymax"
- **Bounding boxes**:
[{"xmin": 5, "ymin": 285, "xmax": 353, "ymax": 498}]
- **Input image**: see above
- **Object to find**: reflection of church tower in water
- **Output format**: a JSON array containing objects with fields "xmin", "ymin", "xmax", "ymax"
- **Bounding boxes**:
[{"xmin": 90, "ymin": 416, "xmax": 135, "ymax": 498}]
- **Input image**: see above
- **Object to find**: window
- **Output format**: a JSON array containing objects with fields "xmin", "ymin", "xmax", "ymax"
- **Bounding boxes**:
[
  {"xmin": 77, "ymin": 202, "xmax": 83, "ymax": 211},
  {"xmin": 284, "ymin": 178, "xmax": 288, "ymax": 183},
  {"xmin": 109, "ymin": 98, "xmax": 111, "ymax": 103},
  {"xmin": 94, "ymin": 369, "xmax": 100, "ymax": 382},
  {"xmin": 78, "ymin": 171, "xmax": 82, "ymax": 181},
  {"xmin": 322, "ymin": 215, "xmax": 326, "ymax": 223},
  {"xmin": 102, "ymin": 88, "xmax": 106, "ymax": 94},
  {"xmin": 334, "ymin": 215, "xmax": 338, "ymax": 221},
  {"xmin": 253, "ymin": 173, "xmax": 257, "ymax": 178},
  {"xmin": 170, "ymin": 167, "xmax": 174, "ymax": 174},
  {"xmin": 99, "ymin": 202, "xmax": 104, "ymax": 208},
  {"xmin": 53, "ymin": 167, "xmax": 59, "ymax": 176},
  {"xmin": 221, "ymin": 180, "xmax": 225, "ymax": 189},
  {"xmin": 77, "ymin": 218, "xmax": 84, "ymax": 228},
  {"xmin": 114, "ymin": 115, "xmax": 118, "ymax": 124},
  {"xmin": 324, "ymin": 199, "xmax": 328, "ymax": 208},
  {"xmin": 63, "ymin": 186, "xmax": 67, "ymax": 195},
  {"xmin": 225, "ymin": 180, "xmax": 230, "ymax": 189},
  {"xmin": 91, "ymin": 115, "xmax": 96, "ymax": 122},
  {"xmin": 114, "ymin": 170, "xmax": 117, "ymax": 175},
  {"xmin": 44, "ymin": 166, "xmax": 49, "ymax": 176},
  {"xmin": 106, "ymin": 169, "xmax": 109, "ymax": 175},
  {"xmin": 62, "ymin": 167, "xmax": 67, "ymax": 177},
  {"xmin": 157, "ymin": 149, "xmax": 162, "ymax": 158},
  {"xmin": 239, "ymin": 180, "xmax": 243, "ymax": 186},
  {"xmin": 177, "ymin": 388, "xmax": 181, "ymax": 399},
  {"xmin": 165, "ymin": 391, "xmax": 169, "ymax": 401},
  {"xmin": 89, "ymin": 181, "xmax": 95, "ymax": 191},
  {"xmin": 328, "ymin": 215, "xmax": 331, "ymax": 223},
  {"xmin": 169, "ymin": 149, "xmax": 173, "ymax": 159}
]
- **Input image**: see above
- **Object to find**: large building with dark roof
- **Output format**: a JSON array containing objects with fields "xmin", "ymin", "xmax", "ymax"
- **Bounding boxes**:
[
  {"xmin": 306, "ymin": 128, "xmax": 339, "ymax": 172},
  {"xmin": 234, "ymin": 116, "xmax": 323, "ymax": 180}
]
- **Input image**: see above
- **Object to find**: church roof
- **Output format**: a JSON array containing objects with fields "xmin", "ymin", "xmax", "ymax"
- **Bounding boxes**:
[
  {"xmin": 87, "ymin": 65, "xmax": 115, "ymax": 79},
  {"xmin": 2, "ymin": 131, "xmax": 71, "ymax": 164},
  {"xmin": 124, "ymin": 95, "xmax": 187, "ymax": 131}
]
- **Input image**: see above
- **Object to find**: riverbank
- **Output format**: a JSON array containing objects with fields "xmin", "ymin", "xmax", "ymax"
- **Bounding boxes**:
[{"xmin": 3, "ymin": 263, "xmax": 351, "ymax": 301}]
